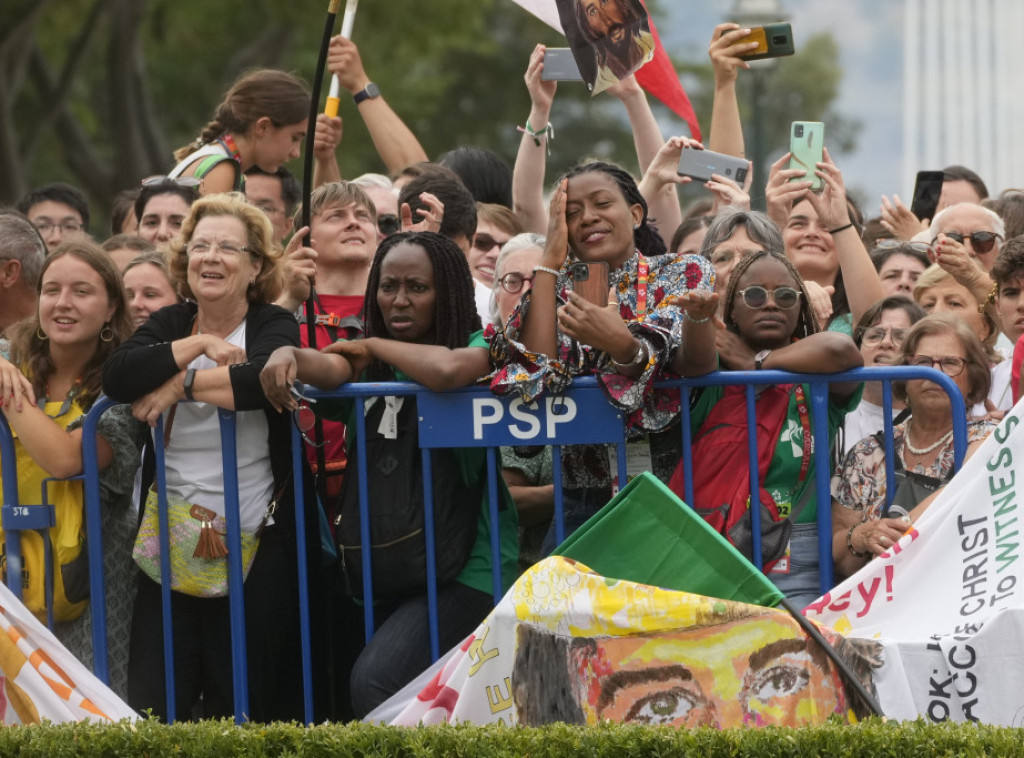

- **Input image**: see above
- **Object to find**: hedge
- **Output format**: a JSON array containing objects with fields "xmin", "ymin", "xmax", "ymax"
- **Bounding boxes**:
[{"xmin": 3, "ymin": 718, "xmax": 1023, "ymax": 757}]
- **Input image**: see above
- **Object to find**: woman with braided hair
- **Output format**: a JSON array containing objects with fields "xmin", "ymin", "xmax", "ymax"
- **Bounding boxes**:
[
  {"xmin": 261, "ymin": 231, "xmax": 518, "ymax": 718},
  {"xmin": 490, "ymin": 158, "xmax": 716, "ymax": 551},
  {"xmin": 669, "ymin": 249, "xmax": 862, "ymax": 608},
  {"xmin": 169, "ymin": 70, "xmax": 310, "ymax": 195}
]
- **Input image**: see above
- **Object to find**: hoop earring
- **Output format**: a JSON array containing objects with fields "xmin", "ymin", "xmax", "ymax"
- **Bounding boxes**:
[
  {"xmin": 35, "ymin": 326, "xmax": 48, "ymax": 341},
  {"xmin": 100, "ymin": 323, "xmax": 114, "ymax": 343}
]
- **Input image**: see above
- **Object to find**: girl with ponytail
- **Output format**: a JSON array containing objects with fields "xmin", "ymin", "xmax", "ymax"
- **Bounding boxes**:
[
  {"xmin": 490, "ymin": 157, "xmax": 717, "ymax": 548},
  {"xmin": 169, "ymin": 70, "xmax": 311, "ymax": 195}
]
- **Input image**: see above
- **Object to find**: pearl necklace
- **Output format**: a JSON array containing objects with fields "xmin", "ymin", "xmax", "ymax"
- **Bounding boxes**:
[{"xmin": 902, "ymin": 419, "xmax": 953, "ymax": 456}]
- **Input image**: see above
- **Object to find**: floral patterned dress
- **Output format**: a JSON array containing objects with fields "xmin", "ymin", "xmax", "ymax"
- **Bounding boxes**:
[
  {"xmin": 831, "ymin": 418, "xmax": 993, "ymax": 522},
  {"xmin": 488, "ymin": 251, "xmax": 715, "ymax": 489}
]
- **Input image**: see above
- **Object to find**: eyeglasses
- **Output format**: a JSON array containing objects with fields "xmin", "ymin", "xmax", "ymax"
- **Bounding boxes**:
[
  {"xmin": 254, "ymin": 202, "xmax": 285, "ymax": 217},
  {"xmin": 875, "ymin": 240, "xmax": 931, "ymax": 255},
  {"xmin": 736, "ymin": 285, "xmax": 802, "ymax": 310},
  {"xmin": 186, "ymin": 240, "xmax": 251, "ymax": 257},
  {"xmin": 934, "ymin": 231, "xmax": 1003, "ymax": 254},
  {"xmin": 472, "ymin": 233, "xmax": 508, "ymax": 253},
  {"xmin": 377, "ymin": 214, "xmax": 401, "ymax": 236},
  {"xmin": 33, "ymin": 221, "xmax": 82, "ymax": 235},
  {"xmin": 861, "ymin": 327, "xmax": 908, "ymax": 346},
  {"xmin": 142, "ymin": 175, "xmax": 203, "ymax": 189},
  {"xmin": 907, "ymin": 354, "xmax": 967, "ymax": 377},
  {"xmin": 497, "ymin": 272, "xmax": 535, "ymax": 294}
]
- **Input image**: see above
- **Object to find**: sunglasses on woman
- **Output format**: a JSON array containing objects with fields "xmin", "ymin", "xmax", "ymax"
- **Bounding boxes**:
[
  {"xmin": 736, "ymin": 285, "xmax": 802, "ymax": 310},
  {"xmin": 141, "ymin": 175, "xmax": 203, "ymax": 189},
  {"xmin": 934, "ymin": 231, "xmax": 1002, "ymax": 254}
]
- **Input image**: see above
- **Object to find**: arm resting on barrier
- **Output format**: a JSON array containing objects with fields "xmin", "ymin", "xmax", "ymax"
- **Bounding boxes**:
[
  {"xmin": 260, "ymin": 345, "xmax": 357, "ymax": 413},
  {"xmin": 1, "ymin": 402, "xmax": 113, "ymax": 480},
  {"xmin": 327, "ymin": 338, "xmax": 492, "ymax": 392},
  {"xmin": 756, "ymin": 333, "xmax": 863, "ymax": 401}
]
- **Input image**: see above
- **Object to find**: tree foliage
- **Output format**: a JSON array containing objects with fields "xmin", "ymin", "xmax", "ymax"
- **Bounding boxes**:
[{"xmin": 2, "ymin": 1, "xmax": 856, "ymax": 229}]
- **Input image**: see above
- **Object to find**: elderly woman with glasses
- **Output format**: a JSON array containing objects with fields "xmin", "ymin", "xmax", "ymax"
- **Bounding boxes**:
[
  {"xmin": 103, "ymin": 192, "xmax": 304, "ymax": 722},
  {"xmin": 842, "ymin": 296, "xmax": 926, "ymax": 452},
  {"xmin": 668, "ymin": 249, "xmax": 862, "ymax": 609},
  {"xmin": 832, "ymin": 313, "xmax": 995, "ymax": 579}
]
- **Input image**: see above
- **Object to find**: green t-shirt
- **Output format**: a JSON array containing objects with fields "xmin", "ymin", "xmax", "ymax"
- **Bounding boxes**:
[
  {"xmin": 321, "ymin": 330, "xmax": 519, "ymax": 596},
  {"xmin": 691, "ymin": 382, "xmax": 861, "ymax": 523}
]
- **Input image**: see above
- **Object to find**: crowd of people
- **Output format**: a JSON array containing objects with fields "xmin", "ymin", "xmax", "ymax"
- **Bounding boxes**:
[{"xmin": 1, "ymin": 19, "xmax": 1021, "ymax": 723}]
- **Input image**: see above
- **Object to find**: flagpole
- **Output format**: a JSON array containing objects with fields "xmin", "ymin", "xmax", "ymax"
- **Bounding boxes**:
[
  {"xmin": 324, "ymin": 0, "xmax": 359, "ymax": 117},
  {"xmin": 778, "ymin": 598, "xmax": 885, "ymax": 717}
]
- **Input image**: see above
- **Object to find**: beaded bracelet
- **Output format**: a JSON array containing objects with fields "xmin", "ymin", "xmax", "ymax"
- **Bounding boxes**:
[
  {"xmin": 533, "ymin": 265, "xmax": 561, "ymax": 278},
  {"xmin": 684, "ymin": 311, "xmax": 711, "ymax": 325},
  {"xmin": 846, "ymin": 525, "xmax": 868, "ymax": 558}
]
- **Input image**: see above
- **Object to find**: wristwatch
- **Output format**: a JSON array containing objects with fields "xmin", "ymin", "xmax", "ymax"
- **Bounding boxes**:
[
  {"xmin": 353, "ymin": 82, "xmax": 381, "ymax": 105},
  {"xmin": 754, "ymin": 349, "xmax": 772, "ymax": 370},
  {"xmin": 183, "ymin": 368, "xmax": 197, "ymax": 401}
]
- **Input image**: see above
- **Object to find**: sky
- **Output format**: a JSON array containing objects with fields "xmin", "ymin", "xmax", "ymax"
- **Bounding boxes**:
[{"xmin": 659, "ymin": 0, "xmax": 906, "ymax": 215}]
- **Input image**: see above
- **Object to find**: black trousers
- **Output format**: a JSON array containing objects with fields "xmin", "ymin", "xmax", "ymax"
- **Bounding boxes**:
[{"xmin": 126, "ymin": 527, "xmax": 304, "ymax": 722}]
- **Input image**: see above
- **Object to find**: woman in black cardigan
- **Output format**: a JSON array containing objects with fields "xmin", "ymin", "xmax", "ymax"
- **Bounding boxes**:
[{"xmin": 103, "ymin": 193, "xmax": 304, "ymax": 722}]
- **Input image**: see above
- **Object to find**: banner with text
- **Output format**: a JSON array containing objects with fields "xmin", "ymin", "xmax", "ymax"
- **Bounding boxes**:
[{"xmin": 806, "ymin": 400, "xmax": 1024, "ymax": 723}]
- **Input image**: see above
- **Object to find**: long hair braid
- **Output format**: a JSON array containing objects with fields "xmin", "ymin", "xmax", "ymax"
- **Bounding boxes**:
[
  {"xmin": 562, "ymin": 161, "xmax": 667, "ymax": 257},
  {"xmin": 362, "ymin": 232, "xmax": 482, "ymax": 381},
  {"xmin": 722, "ymin": 249, "xmax": 819, "ymax": 341}
]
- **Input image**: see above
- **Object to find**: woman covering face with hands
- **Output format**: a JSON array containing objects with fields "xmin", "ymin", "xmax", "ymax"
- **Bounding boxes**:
[{"xmin": 490, "ymin": 160, "xmax": 715, "ymax": 544}]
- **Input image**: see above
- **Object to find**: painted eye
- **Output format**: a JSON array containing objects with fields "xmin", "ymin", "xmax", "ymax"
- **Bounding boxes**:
[
  {"xmin": 748, "ymin": 665, "xmax": 810, "ymax": 703},
  {"xmin": 626, "ymin": 687, "xmax": 701, "ymax": 725}
]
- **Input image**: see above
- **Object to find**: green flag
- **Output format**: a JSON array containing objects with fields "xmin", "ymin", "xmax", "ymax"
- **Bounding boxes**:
[{"xmin": 553, "ymin": 472, "xmax": 785, "ymax": 607}]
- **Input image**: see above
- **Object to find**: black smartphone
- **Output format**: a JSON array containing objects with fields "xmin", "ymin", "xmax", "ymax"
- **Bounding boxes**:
[
  {"xmin": 735, "ymin": 22, "xmax": 795, "ymax": 61},
  {"xmin": 541, "ymin": 48, "xmax": 584, "ymax": 82},
  {"xmin": 677, "ymin": 147, "xmax": 749, "ymax": 185},
  {"xmin": 911, "ymin": 171, "xmax": 944, "ymax": 222},
  {"xmin": 570, "ymin": 262, "xmax": 610, "ymax": 307}
]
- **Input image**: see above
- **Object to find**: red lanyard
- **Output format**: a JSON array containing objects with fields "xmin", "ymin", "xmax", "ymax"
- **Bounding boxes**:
[
  {"xmin": 634, "ymin": 254, "xmax": 648, "ymax": 321},
  {"xmin": 793, "ymin": 385, "xmax": 813, "ymax": 485}
]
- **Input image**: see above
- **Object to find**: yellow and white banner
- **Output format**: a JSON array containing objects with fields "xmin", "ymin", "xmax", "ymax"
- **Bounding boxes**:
[{"xmin": 0, "ymin": 581, "xmax": 135, "ymax": 724}]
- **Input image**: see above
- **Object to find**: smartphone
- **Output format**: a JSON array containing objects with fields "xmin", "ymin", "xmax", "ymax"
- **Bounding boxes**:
[
  {"xmin": 789, "ymin": 121, "xmax": 825, "ymax": 191},
  {"xmin": 677, "ymin": 146, "xmax": 749, "ymax": 185},
  {"xmin": 541, "ymin": 48, "xmax": 584, "ymax": 81},
  {"xmin": 570, "ymin": 261, "xmax": 610, "ymax": 307},
  {"xmin": 911, "ymin": 170, "xmax": 944, "ymax": 222},
  {"xmin": 735, "ymin": 22, "xmax": 795, "ymax": 61}
]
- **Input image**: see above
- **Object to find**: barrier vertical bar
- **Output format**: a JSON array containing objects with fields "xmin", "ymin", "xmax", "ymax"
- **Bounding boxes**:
[
  {"xmin": 289, "ymin": 421, "xmax": 314, "ymax": 722},
  {"xmin": 153, "ymin": 414, "xmax": 177, "ymax": 723},
  {"xmin": 82, "ymin": 398, "xmax": 111, "ymax": 683},
  {"xmin": 679, "ymin": 388, "xmax": 695, "ymax": 507},
  {"xmin": 353, "ymin": 398, "xmax": 375, "ymax": 641},
  {"xmin": 420, "ymin": 447, "xmax": 440, "ymax": 662},
  {"xmin": 810, "ymin": 382, "xmax": 833, "ymax": 593},
  {"xmin": 745, "ymin": 383, "xmax": 763, "ymax": 570},
  {"xmin": 881, "ymin": 381, "xmax": 897, "ymax": 513},
  {"xmin": 551, "ymin": 445, "xmax": 565, "ymax": 546},
  {"xmin": 0, "ymin": 417, "xmax": 23, "ymax": 599},
  {"xmin": 218, "ymin": 411, "xmax": 249, "ymax": 723},
  {"xmin": 485, "ymin": 446, "xmax": 503, "ymax": 605}
]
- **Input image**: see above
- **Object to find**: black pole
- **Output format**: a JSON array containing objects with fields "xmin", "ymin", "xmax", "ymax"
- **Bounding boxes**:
[
  {"xmin": 301, "ymin": 0, "xmax": 340, "ymax": 492},
  {"xmin": 778, "ymin": 597, "xmax": 885, "ymax": 717}
]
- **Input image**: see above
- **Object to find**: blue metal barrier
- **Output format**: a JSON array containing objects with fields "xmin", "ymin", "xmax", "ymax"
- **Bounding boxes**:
[{"xmin": 0, "ymin": 364, "xmax": 971, "ymax": 724}]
